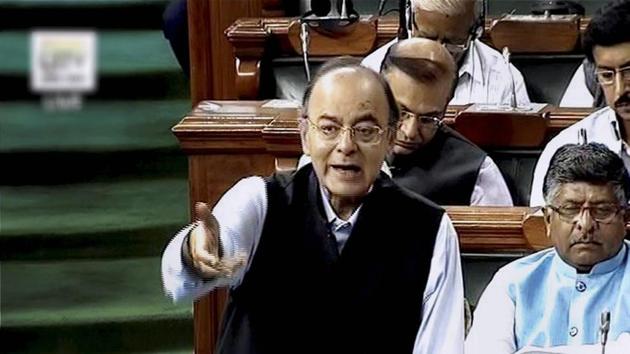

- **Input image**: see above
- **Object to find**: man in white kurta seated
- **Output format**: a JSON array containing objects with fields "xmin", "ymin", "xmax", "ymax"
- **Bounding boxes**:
[
  {"xmin": 530, "ymin": 0, "xmax": 630, "ymax": 207},
  {"xmin": 162, "ymin": 58, "xmax": 464, "ymax": 354},
  {"xmin": 362, "ymin": 0, "xmax": 530, "ymax": 106},
  {"xmin": 466, "ymin": 142, "xmax": 630, "ymax": 354}
]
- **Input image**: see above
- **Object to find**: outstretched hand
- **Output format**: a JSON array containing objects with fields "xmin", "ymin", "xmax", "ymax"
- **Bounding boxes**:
[{"xmin": 188, "ymin": 202, "xmax": 246, "ymax": 279}]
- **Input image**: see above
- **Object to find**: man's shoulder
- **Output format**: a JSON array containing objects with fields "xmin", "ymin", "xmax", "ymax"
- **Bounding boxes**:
[
  {"xmin": 472, "ymin": 40, "xmax": 506, "ymax": 68},
  {"xmin": 361, "ymin": 38, "xmax": 397, "ymax": 72},
  {"xmin": 495, "ymin": 248, "xmax": 557, "ymax": 283},
  {"xmin": 545, "ymin": 106, "xmax": 613, "ymax": 148},
  {"xmin": 378, "ymin": 175, "xmax": 445, "ymax": 215}
]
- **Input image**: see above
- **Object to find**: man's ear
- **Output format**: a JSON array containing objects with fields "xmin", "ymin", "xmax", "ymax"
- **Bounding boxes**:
[
  {"xmin": 542, "ymin": 206, "xmax": 552, "ymax": 239},
  {"xmin": 299, "ymin": 117, "xmax": 310, "ymax": 155}
]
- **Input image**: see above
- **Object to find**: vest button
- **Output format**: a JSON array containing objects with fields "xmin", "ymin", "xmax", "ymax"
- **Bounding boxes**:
[
  {"xmin": 576, "ymin": 281, "xmax": 587, "ymax": 292},
  {"xmin": 569, "ymin": 327, "xmax": 578, "ymax": 337}
]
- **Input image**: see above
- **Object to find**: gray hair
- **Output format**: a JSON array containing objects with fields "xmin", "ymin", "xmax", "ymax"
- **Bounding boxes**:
[
  {"xmin": 411, "ymin": 0, "xmax": 478, "ymax": 17},
  {"xmin": 543, "ymin": 143, "xmax": 630, "ymax": 206},
  {"xmin": 302, "ymin": 56, "xmax": 400, "ymax": 127}
]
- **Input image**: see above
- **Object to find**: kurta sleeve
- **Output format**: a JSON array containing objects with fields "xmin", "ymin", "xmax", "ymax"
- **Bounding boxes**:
[
  {"xmin": 161, "ymin": 176, "xmax": 267, "ymax": 302},
  {"xmin": 413, "ymin": 213, "xmax": 465, "ymax": 354}
]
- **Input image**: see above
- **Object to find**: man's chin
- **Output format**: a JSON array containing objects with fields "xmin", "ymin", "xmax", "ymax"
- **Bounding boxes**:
[{"xmin": 392, "ymin": 143, "xmax": 420, "ymax": 155}]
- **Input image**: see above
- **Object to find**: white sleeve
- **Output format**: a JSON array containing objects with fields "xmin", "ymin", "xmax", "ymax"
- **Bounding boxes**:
[
  {"xmin": 510, "ymin": 63, "xmax": 531, "ymax": 106},
  {"xmin": 161, "ymin": 176, "xmax": 267, "ymax": 303},
  {"xmin": 530, "ymin": 137, "xmax": 564, "ymax": 207},
  {"xmin": 413, "ymin": 214, "xmax": 465, "ymax": 354},
  {"xmin": 361, "ymin": 39, "xmax": 396, "ymax": 72},
  {"xmin": 471, "ymin": 156, "xmax": 514, "ymax": 206},
  {"xmin": 464, "ymin": 268, "xmax": 516, "ymax": 354},
  {"xmin": 559, "ymin": 64, "xmax": 593, "ymax": 108}
]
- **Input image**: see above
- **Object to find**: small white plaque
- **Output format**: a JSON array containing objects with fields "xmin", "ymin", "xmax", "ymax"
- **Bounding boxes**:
[
  {"xmin": 30, "ymin": 30, "xmax": 97, "ymax": 93},
  {"xmin": 465, "ymin": 103, "xmax": 548, "ymax": 114},
  {"xmin": 261, "ymin": 99, "xmax": 301, "ymax": 109}
]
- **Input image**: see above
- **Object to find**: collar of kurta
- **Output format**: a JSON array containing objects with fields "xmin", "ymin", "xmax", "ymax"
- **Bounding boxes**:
[
  {"xmin": 553, "ymin": 241, "xmax": 629, "ymax": 277},
  {"xmin": 458, "ymin": 39, "xmax": 485, "ymax": 85}
]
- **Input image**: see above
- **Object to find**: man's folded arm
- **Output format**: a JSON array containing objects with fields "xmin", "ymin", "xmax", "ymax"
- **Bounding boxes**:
[{"xmin": 161, "ymin": 176, "xmax": 268, "ymax": 302}]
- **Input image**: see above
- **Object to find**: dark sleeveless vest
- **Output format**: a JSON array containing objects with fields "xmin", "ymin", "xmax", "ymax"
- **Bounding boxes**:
[
  {"xmin": 389, "ymin": 126, "xmax": 487, "ymax": 205},
  {"xmin": 216, "ymin": 165, "xmax": 443, "ymax": 354}
]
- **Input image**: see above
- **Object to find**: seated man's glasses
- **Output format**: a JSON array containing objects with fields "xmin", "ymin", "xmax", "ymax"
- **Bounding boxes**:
[
  {"xmin": 547, "ymin": 204, "xmax": 626, "ymax": 224},
  {"xmin": 399, "ymin": 109, "xmax": 443, "ymax": 132},
  {"xmin": 305, "ymin": 117, "xmax": 388, "ymax": 145},
  {"xmin": 442, "ymin": 34, "xmax": 473, "ymax": 56},
  {"xmin": 595, "ymin": 65, "xmax": 630, "ymax": 86}
]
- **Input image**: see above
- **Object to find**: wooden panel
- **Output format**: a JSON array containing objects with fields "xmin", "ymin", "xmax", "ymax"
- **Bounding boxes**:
[
  {"xmin": 287, "ymin": 17, "xmax": 378, "ymax": 56},
  {"xmin": 188, "ymin": 0, "xmax": 264, "ymax": 105},
  {"xmin": 453, "ymin": 106, "xmax": 551, "ymax": 148},
  {"xmin": 489, "ymin": 15, "xmax": 580, "ymax": 53}
]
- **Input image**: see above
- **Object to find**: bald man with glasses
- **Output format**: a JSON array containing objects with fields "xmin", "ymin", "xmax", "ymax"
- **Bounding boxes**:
[{"xmin": 382, "ymin": 38, "xmax": 513, "ymax": 206}]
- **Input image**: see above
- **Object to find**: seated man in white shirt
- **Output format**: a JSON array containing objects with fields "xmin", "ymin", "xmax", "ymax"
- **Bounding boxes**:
[
  {"xmin": 559, "ymin": 59, "xmax": 606, "ymax": 108},
  {"xmin": 382, "ymin": 37, "xmax": 513, "ymax": 206},
  {"xmin": 530, "ymin": 0, "xmax": 630, "ymax": 206},
  {"xmin": 466, "ymin": 142, "xmax": 630, "ymax": 354},
  {"xmin": 161, "ymin": 57, "xmax": 464, "ymax": 354},
  {"xmin": 362, "ymin": 0, "xmax": 530, "ymax": 106}
]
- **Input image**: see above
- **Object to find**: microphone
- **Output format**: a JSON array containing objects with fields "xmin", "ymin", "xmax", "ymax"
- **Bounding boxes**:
[
  {"xmin": 338, "ymin": 0, "xmax": 355, "ymax": 19},
  {"xmin": 577, "ymin": 127, "xmax": 588, "ymax": 144},
  {"xmin": 311, "ymin": 0, "xmax": 331, "ymax": 17},
  {"xmin": 398, "ymin": 0, "xmax": 409, "ymax": 39},
  {"xmin": 501, "ymin": 46, "xmax": 518, "ymax": 109},
  {"xmin": 299, "ymin": 22, "xmax": 312, "ymax": 82},
  {"xmin": 600, "ymin": 310, "xmax": 610, "ymax": 354}
]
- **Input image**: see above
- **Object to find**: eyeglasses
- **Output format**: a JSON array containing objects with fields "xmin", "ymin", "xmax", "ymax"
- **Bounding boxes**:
[
  {"xmin": 595, "ymin": 65, "xmax": 630, "ymax": 86},
  {"xmin": 399, "ymin": 110, "xmax": 443, "ymax": 131},
  {"xmin": 547, "ymin": 204, "xmax": 625, "ymax": 224},
  {"xmin": 442, "ymin": 34, "xmax": 473, "ymax": 55},
  {"xmin": 305, "ymin": 118, "xmax": 388, "ymax": 145},
  {"xmin": 411, "ymin": 22, "xmax": 474, "ymax": 55}
]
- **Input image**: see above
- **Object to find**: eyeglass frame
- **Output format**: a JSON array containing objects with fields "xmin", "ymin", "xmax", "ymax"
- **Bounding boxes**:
[
  {"xmin": 303, "ymin": 116, "xmax": 391, "ymax": 145},
  {"xmin": 398, "ymin": 109, "xmax": 444, "ymax": 131},
  {"xmin": 595, "ymin": 65, "xmax": 630, "ymax": 86},
  {"xmin": 546, "ymin": 204, "xmax": 626, "ymax": 224},
  {"xmin": 410, "ymin": 21, "xmax": 475, "ymax": 55}
]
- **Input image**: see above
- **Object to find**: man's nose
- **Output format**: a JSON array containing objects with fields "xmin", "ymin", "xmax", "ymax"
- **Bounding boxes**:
[
  {"xmin": 575, "ymin": 209, "xmax": 597, "ymax": 235},
  {"xmin": 399, "ymin": 117, "xmax": 419, "ymax": 140},
  {"xmin": 336, "ymin": 129, "xmax": 357, "ymax": 154}
]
